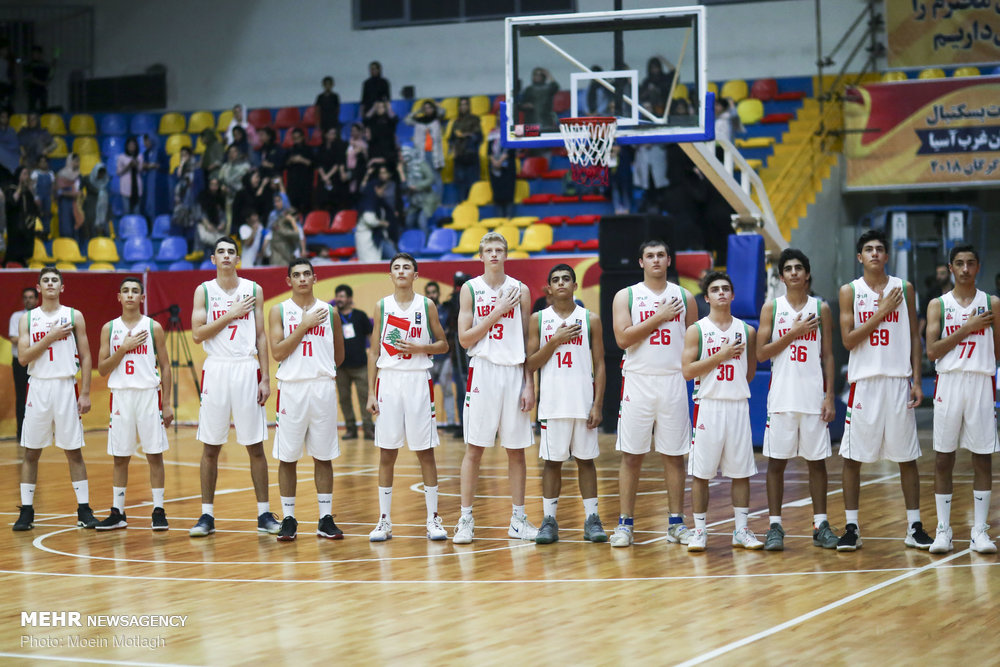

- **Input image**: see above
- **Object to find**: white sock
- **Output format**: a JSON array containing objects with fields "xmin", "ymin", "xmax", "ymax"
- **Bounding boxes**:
[
  {"xmin": 151, "ymin": 488, "xmax": 165, "ymax": 509},
  {"xmin": 845, "ymin": 509, "xmax": 859, "ymax": 527},
  {"xmin": 906, "ymin": 508, "xmax": 921, "ymax": 526},
  {"xmin": 257, "ymin": 501, "xmax": 270, "ymax": 516},
  {"xmin": 512, "ymin": 504, "xmax": 525, "ymax": 519},
  {"xmin": 461, "ymin": 505, "xmax": 473, "ymax": 517},
  {"xmin": 72, "ymin": 480, "xmax": 89, "ymax": 504},
  {"xmin": 281, "ymin": 496, "xmax": 296, "ymax": 519},
  {"xmin": 317, "ymin": 493, "xmax": 332, "ymax": 518},
  {"xmin": 20, "ymin": 483, "xmax": 35, "ymax": 507},
  {"xmin": 769, "ymin": 515, "xmax": 782, "ymax": 526},
  {"xmin": 813, "ymin": 513, "xmax": 827, "ymax": 529},
  {"xmin": 734, "ymin": 507, "xmax": 749, "ymax": 531},
  {"xmin": 202, "ymin": 503, "xmax": 214, "ymax": 517},
  {"xmin": 424, "ymin": 485, "xmax": 438, "ymax": 520},
  {"xmin": 378, "ymin": 487, "xmax": 393, "ymax": 519},
  {"xmin": 973, "ymin": 490, "xmax": 991, "ymax": 527},
  {"xmin": 693, "ymin": 512, "xmax": 707, "ymax": 531},
  {"xmin": 112, "ymin": 486, "xmax": 126, "ymax": 512},
  {"xmin": 935, "ymin": 493, "xmax": 953, "ymax": 528},
  {"xmin": 542, "ymin": 497, "xmax": 558, "ymax": 518},
  {"xmin": 582, "ymin": 497, "xmax": 598, "ymax": 517}
]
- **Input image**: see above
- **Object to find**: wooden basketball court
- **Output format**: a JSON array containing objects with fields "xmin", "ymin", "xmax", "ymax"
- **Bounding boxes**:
[{"xmin": 2, "ymin": 415, "xmax": 997, "ymax": 665}]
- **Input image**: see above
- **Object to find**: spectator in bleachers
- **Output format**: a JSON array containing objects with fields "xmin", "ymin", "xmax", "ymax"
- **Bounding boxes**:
[
  {"xmin": 0, "ymin": 110, "xmax": 19, "ymax": 188},
  {"xmin": 257, "ymin": 127, "xmax": 285, "ymax": 181},
  {"xmin": 30, "ymin": 155, "xmax": 54, "ymax": 236},
  {"xmin": 219, "ymin": 145, "xmax": 251, "ymax": 227},
  {"xmin": 449, "ymin": 97, "xmax": 483, "ymax": 202},
  {"xmin": 25, "ymin": 45, "xmax": 54, "ymax": 114},
  {"xmin": 225, "ymin": 103, "xmax": 259, "ymax": 149},
  {"xmin": 267, "ymin": 202, "xmax": 305, "ymax": 267},
  {"xmin": 200, "ymin": 129, "xmax": 225, "ymax": 182},
  {"xmin": 171, "ymin": 146, "xmax": 199, "ymax": 246},
  {"xmin": 55, "ymin": 152, "xmax": 83, "ymax": 240},
  {"xmin": 228, "ymin": 125, "xmax": 255, "ymax": 166},
  {"xmin": 487, "ymin": 125, "xmax": 516, "ymax": 218},
  {"xmin": 632, "ymin": 135, "xmax": 668, "ymax": 214},
  {"xmin": 402, "ymin": 144, "xmax": 438, "ymax": 236},
  {"xmin": 315, "ymin": 126, "xmax": 348, "ymax": 212},
  {"xmin": 364, "ymin": 100, "xmax": 399, "ymax": 169},
  {"xmin": 116, "ymin": 136, "xmax": 144, "ymax": 216},
  {"xmin": 406, "ymin": 100, "xmax": 445, "ymax": 185},
  {"xmin": 609, "ymin": 144, "xmax": 634, "ymax": 215},
  {"xmin": 520, "ymin": 67, "xmax": 559, "ymax": 128},
  {"xmin": 17, "ymin": 112, "xmax": 55, "ymax": 167},
  {"xmin": 83, "ymin": 161, "xmax": 111, "ymax": 239},
  {"xmin": 238, "ymin": 209, "xmax": 268, "ymax": 267},
  {"xmin": 196, "ymin": 177, "xmax": 226, "ymax": 248},
  {"xmin": 316, "ymin": 75, "xmax": 341, "ymax": 133},
  {"xmin": 141, "ymin": 134, "xmax": 164, "ymax": 221},
  {"xmin": 232, "ymin": 169, "xmax": 275, "ymax": 232},
  {"xmin": 356, "ymin": 163, "xmax": 395, "ymax": 262},
  {"xmin": 284, "ymin": 127, "xmax": 314, "ymax": 214},
  {"xmin": 639, "ymin": 56, "xmax": 675, "ymax": 117},
  {"xmin": 3, "ymin": 167, "xmax": 38, "ymax": 266},
  {"xmin": 346, "ymin": 122, "xmax": 369, "ymax": 203},
  {"xmin": 714, "ymin": 97, "xmax": 742, "ymax": 146},
  {"xmin": 586, "ymin": 65, "xmax": 613, "ymax": 115},
  {"xmin": 361, "ymin": 61, "xmax": 391, "ymax": 117}
]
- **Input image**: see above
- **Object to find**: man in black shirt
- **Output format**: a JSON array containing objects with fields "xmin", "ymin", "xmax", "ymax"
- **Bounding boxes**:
[
  {"xmin": 332, "ymin": 284, "xmax": 374, "ymax": 439},
  {"xmin": 25, "ymin": 45, "xmax": 53, "ymax": 114},
  {"xmin": 315, "ymin": 76, "xmax": 341, "ymax": 133},
  {"xmin": 361, "ymin": 61, "xmax": 391, "ymax": 117}
]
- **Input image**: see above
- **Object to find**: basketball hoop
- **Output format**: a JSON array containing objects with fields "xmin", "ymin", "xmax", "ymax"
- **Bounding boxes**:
[{"xmin": 558, "ymin": 116, "xmax": 617, "ymax": 187}]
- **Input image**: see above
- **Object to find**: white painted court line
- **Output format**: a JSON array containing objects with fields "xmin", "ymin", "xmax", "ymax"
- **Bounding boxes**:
[
  {"xmin": 673, "ymin": 548, "xmax": 971, "ymax": 666},
  {"xmin": 0, "ymin": 654, "xmax": 201, "ymax": 667}
]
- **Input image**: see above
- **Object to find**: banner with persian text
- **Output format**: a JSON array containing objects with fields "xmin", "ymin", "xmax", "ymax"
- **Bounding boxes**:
[
  {"xmin": 843, "ymin": 76, "xmax": 1000, "ymax": 190},
  {"xmin": 885, "ymin": 0, "xmax": 1000, "ymax": 68}
]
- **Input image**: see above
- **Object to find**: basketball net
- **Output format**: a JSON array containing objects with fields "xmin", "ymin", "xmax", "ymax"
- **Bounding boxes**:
[{"xmin": 558, "ymin": 116, "xmax": 617, "ymax": 187}]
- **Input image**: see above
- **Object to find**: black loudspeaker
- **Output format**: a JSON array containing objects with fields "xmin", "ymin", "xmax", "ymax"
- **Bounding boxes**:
[
  {"xmin": 598, "ymin": 271, "xmax": 637, "ymax": 433},
  {"xmin": 601, "ymin": 351, "xmax": 624, "ymax": 434},
  {"xmin": 598, "ymin": 214, "xmax": 677, "ymax": 272}
]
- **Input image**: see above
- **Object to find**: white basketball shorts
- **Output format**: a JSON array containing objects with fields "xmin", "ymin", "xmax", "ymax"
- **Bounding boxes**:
[
  {"xmin": 539, "ymin": 418, "xmax": 599, "ymax": 462},
  {"xmin": 615, "ymin": 371, "xmax": 691, "ymax": 456},
  {"xmin": 108, "ymin": 387, "xmax": 169, "ymax": 456},
  {"xmin": 688, "ymin": 399, "xmax": 757, "ymax": 479},
  {"xmin": 21, "ymin": 377, "xmax": 85, "ymax": 450},
  {"xmin": 196, "ymin": 357, "xmax": 267, "ymax": 446},
  {"xmin": 762, "ymin": 411, "xmax": 831, "ymax": 461},
  {"xmin": 374, "ymin": 369, "xmax": 439, "ymax": 451},
  {"xmin": 463, "ymin": 357, "xmax": 533, "ymax": 449},
  {"xmin": 933, "ymin": 371, "xmax": 999, "ymax": 455},
  {"xmin": 840, "ymin": 376, "xmax": 920, "ymax": 463},
  {"xmin": 273, "ymin": 378, "xmax": 340, "ymax": 462}
]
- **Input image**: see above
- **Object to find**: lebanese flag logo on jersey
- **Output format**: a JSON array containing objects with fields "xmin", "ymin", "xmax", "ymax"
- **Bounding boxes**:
[{"xmin": 382, "ymin": 314, "xmax": 411, "ymax": 356}]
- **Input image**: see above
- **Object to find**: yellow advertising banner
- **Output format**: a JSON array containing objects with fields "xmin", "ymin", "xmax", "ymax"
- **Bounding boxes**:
[
  {"xmin": 844, "ymin": 76, "xmax": 1000, "ymax": 189},
  {"xmin": 885, "ymin": 0, "xmax": 1000, "ymax": 68}
]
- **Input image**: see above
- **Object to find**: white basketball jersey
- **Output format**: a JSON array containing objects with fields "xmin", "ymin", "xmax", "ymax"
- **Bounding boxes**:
[
  {"xmin": 275, "ymin": 299, "xmax": 338, "ymax": 381},
  {"xmin": 847, "ymin": 275, "xmax": 911, "ymax": 381},
  {"xmin": 26, "ymin": 305, "xmax": 79, "ymax": 379},
  {"xmin": 692, "ymin": 316, "xmax": 750, "ymax": 402},
  {"xmin": 538, "ymin": 305, "xmax": 593, "ymax": 419},
  {"xmin": 768, "ymin": 296, "xmax": 823, "ymax": 414},
  {"xmin": 621, "ymin": 281, "xmax": 686, "ymax": 375},
  {"xmin": 107, "ymin": 316, "xmax": 160, "ymax": 389},
  {"xmin": 466, "ymin": 275, "xmax": 525, "ymax": 366},
  {"xmin": 377, "ymin": 294, "xmax": 434, "ymax": 371},
  {"xmin": 201, "ymin": 278, "xmax": 258, "ymax": 358},
  {"xmin": 935, "ymin": 290, "xmax": 994, "ymax": 375}
]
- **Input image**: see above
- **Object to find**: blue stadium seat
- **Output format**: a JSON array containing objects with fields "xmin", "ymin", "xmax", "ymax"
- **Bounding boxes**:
[
  {"xmin": 398, "ymin": 229, "xmax": 425, "ymax": 255},
  {"xmin": 422, "ymin": 228, "xmax": 458, "ymax": 256},
  {"xmin": 100, "ymin": 114, "xmax": 128, "ymax": 135},
  {"xmin": 118, "ymin": 215, "xmax": 148, "ymax": 239},
  {"xmin": 168, "ymin": 260, "xmax": 195, "ymax": 271},
  {"xmin": 130, "ymin": 261, "xmax": 157, "ymax": 273},
  {"xmin": 156, "ymin": 236, "xmax": 188, "ymax": 262},
  {"xmin": 151, "ymin": 214, "xmax": 172, "ymax": 239},
  {"xmin": 129, "ymin": 114, "xmax": 158, "ymax": 136},
  {"xmin": 199, "ymin": 259, "xmax": 215, "ymax": 270},
  {"xmin": 122, "ymin": 237, "xmax": 154, "ymax": 263},
  {"xmin": 100, "ymin": 135, "xmax": 127, "ymax": 159}
]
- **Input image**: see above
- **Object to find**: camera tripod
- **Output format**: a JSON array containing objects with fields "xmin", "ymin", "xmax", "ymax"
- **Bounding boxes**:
[{"xmin": 150, "ymin": 304, "xmax": 200, "ymax": 432}]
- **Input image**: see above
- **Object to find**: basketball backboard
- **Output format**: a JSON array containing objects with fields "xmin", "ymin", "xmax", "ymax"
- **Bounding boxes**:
[{"xmin": 503, "ymin": 6, "xmax": 712, "ymax": 148}]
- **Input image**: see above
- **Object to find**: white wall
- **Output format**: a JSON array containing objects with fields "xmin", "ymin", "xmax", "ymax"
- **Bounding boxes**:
[{"xmin": 62, "ymin": 0, "xmax": 870, "ymax": 111}]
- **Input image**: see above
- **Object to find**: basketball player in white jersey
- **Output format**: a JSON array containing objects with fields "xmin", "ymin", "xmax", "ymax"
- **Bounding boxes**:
[
  {"xmin": 366, "ymin": 253, "xmax": 450, "ymax": 542},
  {"xmin": 756, "ymin": 249, "xmax": 838, "ymax": 551},
  {"xmin": 269, "ymin": 259, "xmax": 345, "ymax": 542},
  {"xmin": 526, "ymin": 264, "xmax": 607, "ymax": 544},
  {"xmin": 682, "ymin": 271, "xmax": 762, "ymax": 551},
  {"xmin": 453, "ymin": 231, "xmax": 537, "ymax": 544},
  {"xmin": 610, "ymin": 240, "xmax": 697, "ymax": 548},
  {"xmin": 837, "ymin": 229, "xmax": 931, "ymax": 551},
  {"xmin": 189, "ymin": 237, "xmax": 278, "ymax": 537},
  {"xmin": 94, "ymin": 277, "xmax": 173, "ymax": 531},
  {"xmin": 925, "ymin": 244, "xmax": 999, "ymax": 554},
  {"xmin": 13, "ymin": 267, "xmax": 98, "ymax": 531}
]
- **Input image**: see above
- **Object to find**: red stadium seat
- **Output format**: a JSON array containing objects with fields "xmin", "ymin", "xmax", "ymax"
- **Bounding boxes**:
[
  {"xmin": 578, "ymin": 239, "xmax": 599, "ymax": 251},
  {"xmin": 761, "ymin": 112, "xmax": 795, "ymax": 124},
  {"xmin": 302, "ymin": 105, "xmax": 319, "ymax": 126},
  {"xmin": 307, "ymin": 128, "xmax": 323, "ymax": 147},
  {"xmin": 553, "ymin": 90, "xmax": 571, "ymax": 114},
  {"xmin": 674, "ymin": 251, "xmax": 714, "ymax": 279},
  {"xmin": 330, "ymin": 246, "xmax": 356, "ymax": 259},
  {"xmin": 274, "ymin": 107, "xmax": 301, "ymax": 130},
  {"xmin": 248, "ymin": 108, "xmax": 273, "ymax": 128},
  {"xmin": 773, "ymin": 90, "xmax": 806, "ymax": 101},
  {"xmin": 522, "ymin": 193, "xmax": 554, "ymax": 204},
  {"xmin": 580, "ymin": 194, "xmax": 608, "ymax": 202},
  {"xmin": 546, "ymin": 240, "xmax": 580, "ymax": 252},
  {"xmin": 538, "ymin": 215, "xmax": 567, "ymax": 226},
  {"xmin": 541, "ymin": 168, "xmax": 567, "ymax": 180},
  {"xmin": 303, "ymin": 211, "xmax": 331, "ymax": 235},
  {"xmin": 518, "ymin": 156, "xmax": 549, "ymax": 179},
  {"xmin": 552, "ymin": 195, "xmax": 580, "ymax": 204},
  {"xmin": 330, "ymin": 210, "xmax": 358, "ymax": 233},
  {"xmin": 491, "ymin": 95, "xmax": 505, "ymax": 115},
  {"xmin": 567, "ymin": 214, "xmax": 600, "ymax": 225},
  {"xmin": 750, "ymin": 78, "xmax": 778, "ymax": 101}
]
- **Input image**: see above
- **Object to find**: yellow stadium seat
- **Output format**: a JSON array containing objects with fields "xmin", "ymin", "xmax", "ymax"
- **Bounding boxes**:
[
  {"xmin": 47, "ymin": 136, "xmax": 68, "ymax": 158},
  {"xmin": 32, "ymin": 238, "xmax": 55, "ymax": 263},
  {"xmin": 517, "ymin": 224, "xmax": 554, "ymax": 252},
  {"xmin": 707, "ymin": 82, "xmax": 719, "ymax": 97},
  {"xmin": 918, "ymin": 68, "xmax": 945, "ymax": 80},
  {"xmin": 881, "ymin": 71, "xmax": 908, "ymax": 82},
  {"xmin": 55, "ymin": 262, "xmax": 78, "ymax": 271},
  {"xmin": 477, "ymin": 217, "xmax": 508, "ymax": 229},
  {"xmin": 53, "ymin": 238, "xmax": 87, "ymax": 263},
  {"xmin": 169, "ymin": 153, "xmax": 181, "ymax": 172},
  {"xmin": 507, "ymin": 251, "xmax": 530, "ymax": 259},
  {"xmin": 742, "ymin": 158, "xmax": 764, "ymax": 171},
  {"xmin": 672, "ymin": 83, "xmax": 690, "ymax": 101},
  {"xmin": 72, "ymin": 136, "xmax": 100, "ymax": 156},
  {"xmin": 29, "ymin": 261, "xmax": 46, "ymax": 270},
  {"xmin": 87, "ymin": 237, "xmax": 120, "ymax": 263},
  {"xmin": 185, "ymin": 250, "xmax": 204, "ymax": 263},
  {"xmin": 479, "ymin": 114, "xmax": 497, "ymax": 135},
  {"xmin": 953, "ymin": 66, "xmax": 980, "ymax": 77},
  {"xmin": 41, "ymin": 113, "xmax": 67, "ymax": 135},
  {"xmin": 10, "ymin": 113, "xmax": 26, "ymax": 132},
  {"xmin": 194, "ymin": 135, "xmax": 207, "ymax": 154},
  {"xmin": 737, "ymin": 98, "xmax": 764, "ymax": 126},
  {"xmin": 445, "ymin": 202, "xmax": 479, "ymax": 230},
  {"xmin": 453, "ymin": 227, "xmax": 488, "ymax": 254},
  {"xmin": 216, "ymin": 109, "xmax": 234, "ymax": 132},
  {"xmin": 734, "ymin": 136, "xmax": 775, "ymax": 148},
  {"xmin": 510, "ymin": 216, "xmax": 539, "ymax": 228},
  {"xmin": 514, "ymin": 179, "xmax": 530, "ymax": 204},
  {"xmin": 470, "ymin": 95, "xmax": 491, "ymax": 116},
  {"xmin": 159, "ymin": 112, "xmax": 186, "ymax": 134},
  {"xmin": 441, "ymin": 155, "xmax": 454, "ymax": 184},
  {"xmin": 88, "ymin": 262, "xmax": 117, "ymax": 272},
  {"xmin": 79, "ymin": 153, "xmax": 100, "ymax": 177},
  {"xmin": 187, "ymin": 111, "xmax": 215, "ymax": 134},
  {"xmin": 69, "ymin": 114, "xmax": 97, "ymax": 136},
  {"xmin": 720, "ymin": 79, "xmax": 749, "ymax": 102},
  {"xmin": 439, "ymin": 97, "xmax": 459, "ymax": 120},
  {"xmin": 165, "ymin": 133, "xmax": 193, "ymax": 155},
  {"xmin": 494, "ymin": 225, "xmax": 521, "ymax": 249},
  {"xmin": 467, "ymin": 181, "xmax": 492, "ymax": 206}
]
